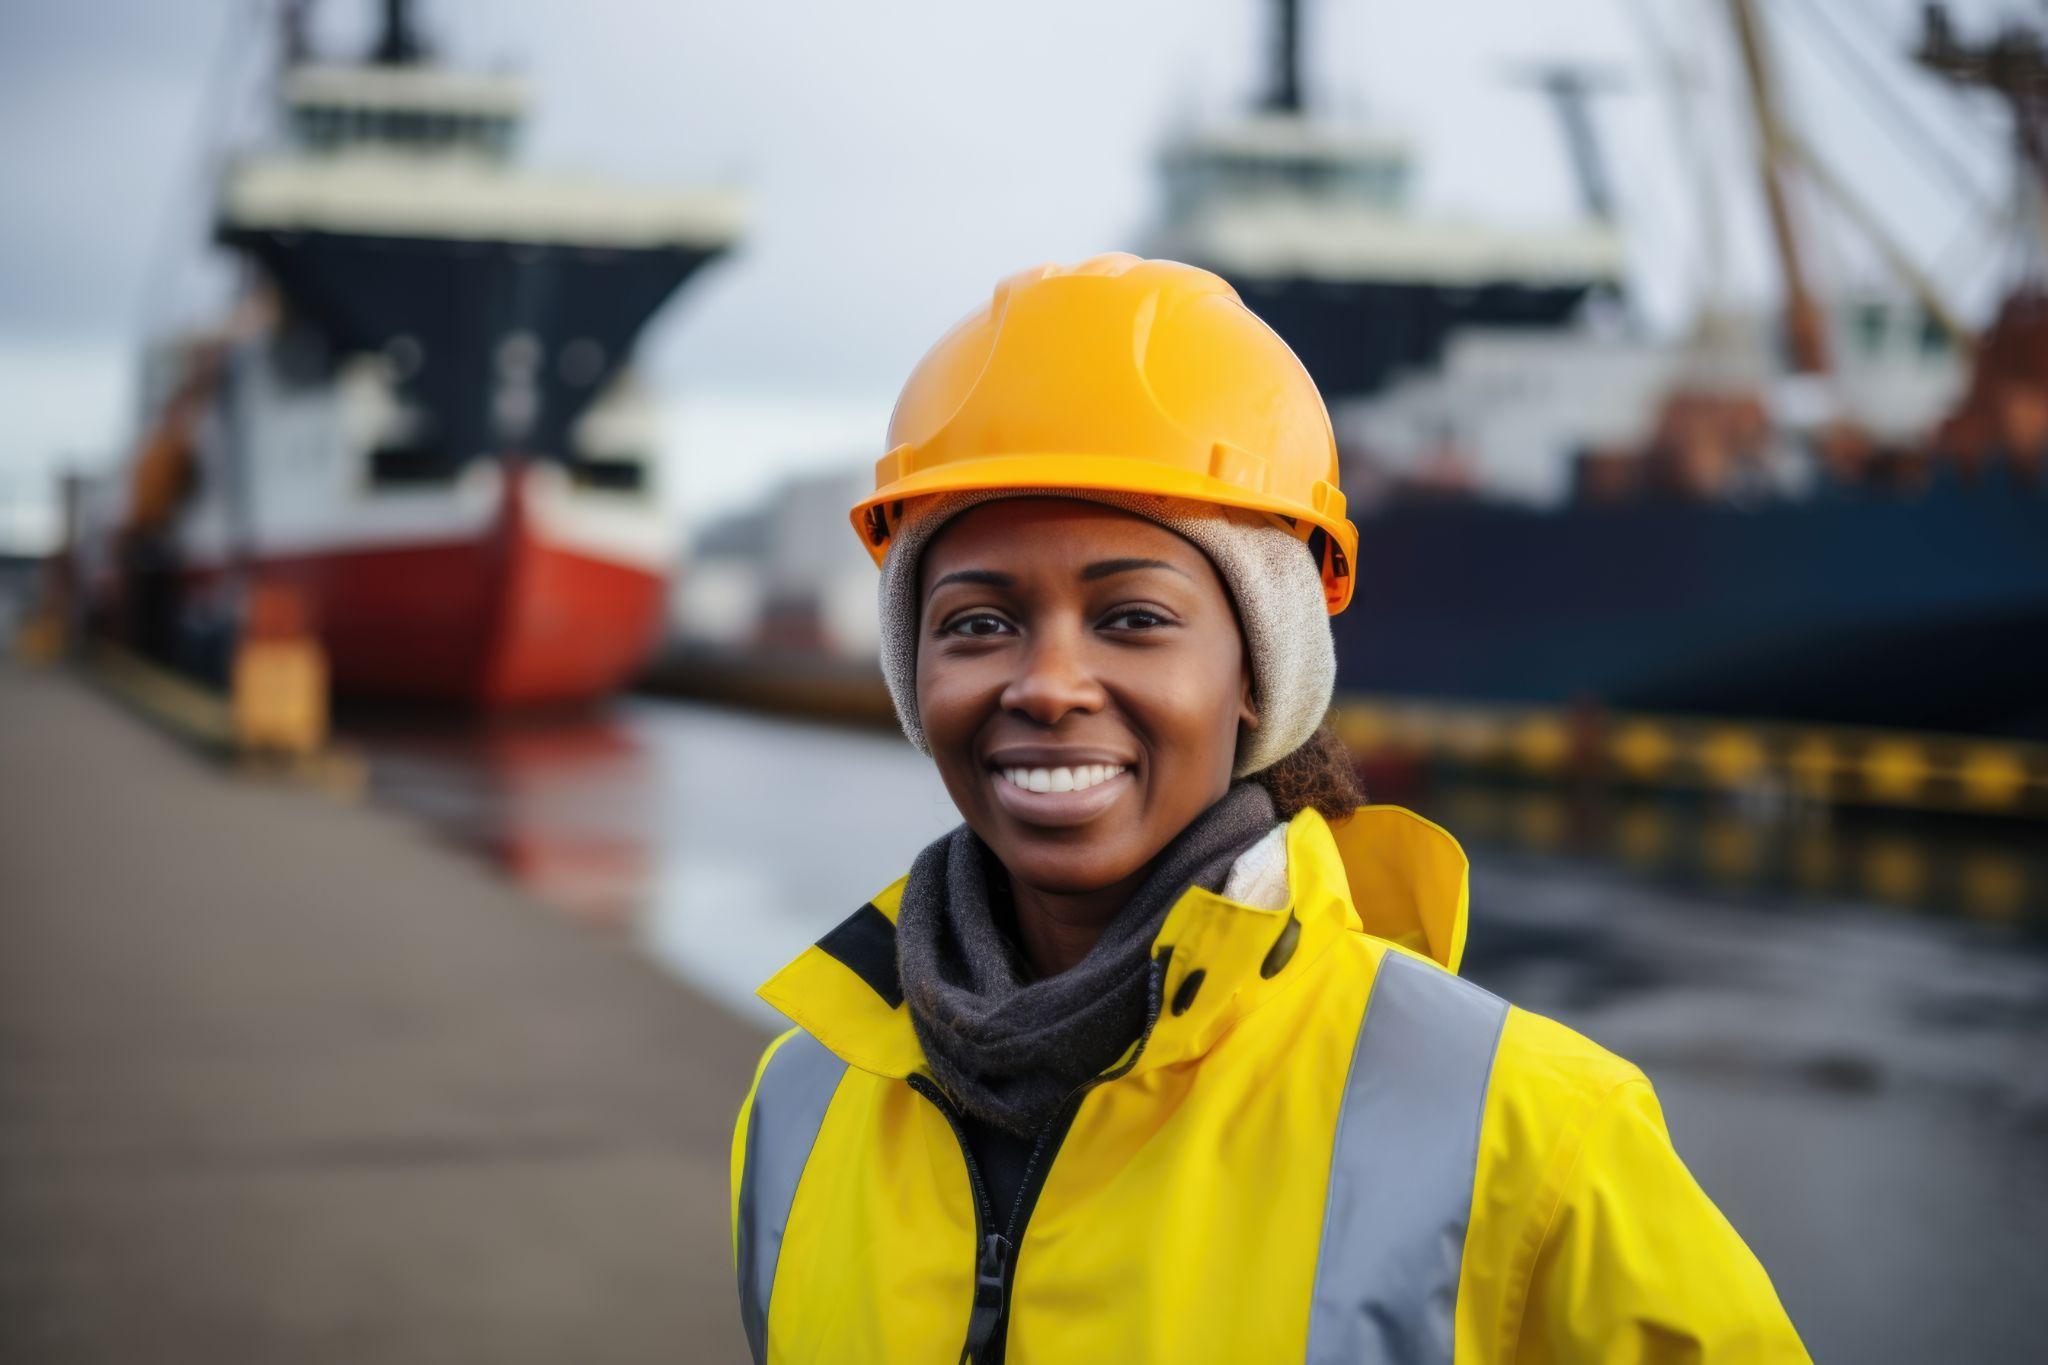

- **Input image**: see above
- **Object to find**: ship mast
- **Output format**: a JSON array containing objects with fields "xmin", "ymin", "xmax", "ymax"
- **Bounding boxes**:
[
  {"xmin": 1514, "ymin": 64, "xmax": 1623, "ymax": 224},
  {"xmin": 1723, "ymin": 0, "xmax": 1976, "ymax": 353},
  {"xmin": 1727, "ymin": 0, "xmax": 1832, "ymax": 376},
  {"xmin": 277, "ymin": 1, "xmax": 431, "ymax": 70},
  {"xmin": 280, "ymin": 0, "xmax": 314, "ymax": 67},
  {"xmin": 371, "ymin": 0, "xmax": 429, "ymax": 65},
  {"xmin": 1262, "ymin": 0, "xmax": 1305, "ymax": 114}
]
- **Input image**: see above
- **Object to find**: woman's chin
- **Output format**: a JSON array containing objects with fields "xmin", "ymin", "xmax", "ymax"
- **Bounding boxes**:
[{"xmin": 987, "ymin": 831, "xmax": 1150, "ymax": 898}]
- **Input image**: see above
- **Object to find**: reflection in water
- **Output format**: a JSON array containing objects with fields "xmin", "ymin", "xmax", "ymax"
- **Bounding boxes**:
[
  {"xmin": 348, "ymin": 697, "xmax": 957, "ymax": 1020},
  {"xmin": 348, "ymin": 697, "xmax": 2048, "ymax": 1364},
  {"xmin": 350, "ymin": 708, "xmax": 657, "ymax": 928}
]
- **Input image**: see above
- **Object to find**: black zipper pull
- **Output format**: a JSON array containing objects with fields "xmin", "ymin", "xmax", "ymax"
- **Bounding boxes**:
[
  {"xmin": 978, "ymin": 1231, "xmax": 1012, "ymax": 1291},
  {"xmin": 959, "ymin": 1232, "xmax": 1012, "ymax": 1361}
]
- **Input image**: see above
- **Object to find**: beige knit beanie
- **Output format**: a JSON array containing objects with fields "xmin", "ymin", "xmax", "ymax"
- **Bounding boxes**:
[{"xmin": 877, "ymin": 487, "xmax": 1336, "ymax": 779}]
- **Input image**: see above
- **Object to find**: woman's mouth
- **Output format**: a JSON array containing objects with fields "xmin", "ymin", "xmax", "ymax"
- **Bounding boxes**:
[
  {"xmin": 999, "ymin": 764, "xmax": 1125, "ymax": 794},
  {"xmin": 988, "ymin": 763, "xmax": 1134, "ymax": 826}
]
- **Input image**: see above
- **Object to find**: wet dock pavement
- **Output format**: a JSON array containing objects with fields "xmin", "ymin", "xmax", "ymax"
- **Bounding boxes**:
[{"xmin": 0, "ymin": 664, "xmax": 763, "ymax": 1363}]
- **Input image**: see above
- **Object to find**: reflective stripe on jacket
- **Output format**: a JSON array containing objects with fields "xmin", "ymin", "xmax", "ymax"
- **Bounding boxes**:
[{"xmin": 730, "ymin": 805, "xmax": 1808, "ymax": 1363}]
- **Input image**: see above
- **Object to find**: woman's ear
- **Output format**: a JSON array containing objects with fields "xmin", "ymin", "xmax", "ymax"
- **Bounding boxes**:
[{"xmin": 1238, "ymin": 669, "xmax": 1260, "ymax": 731}]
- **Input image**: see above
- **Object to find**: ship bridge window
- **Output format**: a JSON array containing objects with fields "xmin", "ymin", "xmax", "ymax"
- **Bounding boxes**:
[
  {"xmin": 1853, "ymin": 301, "xmax": 1892, "ymax": 355},
  {"xmin": 292, "ymin": 103, "xmax": 349, "ymax": 151},
  {"xmin": 437, "ymin": 114, "xmax": 514, "ymax": 157},
  {"xmin": 1918, "ymin": 312, "xmax": 1952, "ymax": 355},
  {"xmin": 1345, "ymin": 159, "xmax": 1407, "ymax": 203},
  {"xmin": 480, "ymin": 115, "xmax": 515, "ymax": 156},
  {"xmin": 1178, "ymin": 150, "xmax": 1405, "ymax": 204},
  {"xmin": 290, "ymin": 100, "xmax": 510, "ymax": 155}
]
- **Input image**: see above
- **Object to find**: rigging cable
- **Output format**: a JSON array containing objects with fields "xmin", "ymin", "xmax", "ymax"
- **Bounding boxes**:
[
  {"xmin": 1780, "ymin": 0, "xmax": 1997, "ymax": 210},
  {"xmin": 1611, "ymin": 0, "xmax": 1732, "ymax": 325},
  {"xmin": 136, "ymin": 0, "xmax": 268, "ymax": 343}
]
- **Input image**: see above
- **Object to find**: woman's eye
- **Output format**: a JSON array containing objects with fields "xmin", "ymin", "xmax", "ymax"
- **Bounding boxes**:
[
  {"xmin": 946, "ymin": 612, "xmax": 1013, "ymax": 638},
  {"xmin": 1103, "ymin": 607, "xmax": 1168, "ymax": 630}
]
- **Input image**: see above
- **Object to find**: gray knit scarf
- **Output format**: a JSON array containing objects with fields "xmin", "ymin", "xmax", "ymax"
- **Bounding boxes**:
[{"xmin": 895, "ymin": 781, "xmax": 1279, "ymax": 1137}]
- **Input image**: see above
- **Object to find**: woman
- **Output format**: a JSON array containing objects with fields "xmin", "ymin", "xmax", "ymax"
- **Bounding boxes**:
[{"xmin": 730, "ymin": 255, "xmax": 1806, "ymax": 1363}]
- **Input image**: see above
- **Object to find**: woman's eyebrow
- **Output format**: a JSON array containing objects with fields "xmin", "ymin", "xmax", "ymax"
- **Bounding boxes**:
[
  {"xmin": 928, "ymin": 568, "xmax": 1014, "ymax": 595},
  {"xmin": 926, "ymin": 559, "xmax": 1188, "ymax": 598},
  {"xmin": 1080, "ymin": 557, "xmax": 1190, "ymax": 581}
]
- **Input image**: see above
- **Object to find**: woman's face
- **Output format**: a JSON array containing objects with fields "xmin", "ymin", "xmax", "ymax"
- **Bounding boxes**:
[{"xmin": 916, "ymin": 497, "xmax": 1257, "ymax": 895}]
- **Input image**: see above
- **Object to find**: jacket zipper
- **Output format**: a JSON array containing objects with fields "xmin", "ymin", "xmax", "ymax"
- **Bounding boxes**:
[
  {"xmin": 907, "ymin": 950, "xmax": 1173, "ymax": 1364},
  {"xmin": 906, "ymin": 1073, "xmax": 1012, "ymax": 1363}
]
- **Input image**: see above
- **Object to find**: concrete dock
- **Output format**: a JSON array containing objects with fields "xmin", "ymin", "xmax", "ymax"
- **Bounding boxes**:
[{"xmin": 0, "ymin": 663, "xmax": 765, "ymax": 1362}]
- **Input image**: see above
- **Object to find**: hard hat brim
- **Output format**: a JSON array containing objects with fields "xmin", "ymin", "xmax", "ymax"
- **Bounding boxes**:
[{"xmin": 849, "ymin": 452, "xmax": 1357, "ymax": 614}]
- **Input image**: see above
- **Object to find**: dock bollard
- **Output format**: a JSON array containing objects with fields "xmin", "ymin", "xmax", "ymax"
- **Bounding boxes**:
[{"xmin": 231, "ymin": 581, "xmax": 328, "ymax": 761}]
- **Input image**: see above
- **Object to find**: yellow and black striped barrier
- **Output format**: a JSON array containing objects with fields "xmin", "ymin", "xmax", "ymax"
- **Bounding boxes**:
[
  {"xmin": 1331, "ymin": 695, "xmax": 2048, "ymax": 821},
  {"xmin": 1426, "ymin": 783, "xmax": 2045, "ymax": 927}
]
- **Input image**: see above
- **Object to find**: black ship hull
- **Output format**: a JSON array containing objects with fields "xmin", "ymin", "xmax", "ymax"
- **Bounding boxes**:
[
  {"xmin": 1230, "ymin": 274, "xmax": 1606, "ymax": 398},
  {"xmin": 221, "ymin": 226, "xmax": 723, "ymax": 475},
  {"xmin": 1336, "ymin": 477, "xmax": 2048, "ymax": 738}
]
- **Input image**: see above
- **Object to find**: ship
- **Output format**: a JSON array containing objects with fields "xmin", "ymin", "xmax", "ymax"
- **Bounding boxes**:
[
  {"xmin": 81, "ymin": 0, "xmax": 742, "ymax": 706},
  {"xmin": 1156, "ymin": 0, "xmax": 2048, "ymax": 740}
]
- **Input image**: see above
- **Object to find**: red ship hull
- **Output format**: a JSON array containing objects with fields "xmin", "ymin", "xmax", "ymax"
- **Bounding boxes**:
[{"xmin": 196, "ymin": 470, "xmax": 667, "ymax": 709}]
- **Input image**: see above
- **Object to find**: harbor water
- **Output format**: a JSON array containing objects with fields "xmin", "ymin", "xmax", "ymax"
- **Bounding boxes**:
[{"xmin": 350, "ymin": 694, "xmax": 2048, "ymax": 1364}]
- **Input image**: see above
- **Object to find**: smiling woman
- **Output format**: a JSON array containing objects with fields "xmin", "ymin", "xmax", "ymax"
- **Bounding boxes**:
[
  {"xmin": 917, "ymin": 502, "xmax": 1258, "ymax": 909},
  {"xmin": 729, "ymin": 255, "xmax": 1807, "ymax": 1364}
]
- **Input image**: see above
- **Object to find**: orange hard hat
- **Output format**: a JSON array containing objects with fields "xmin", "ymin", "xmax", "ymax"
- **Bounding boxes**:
[{"xmin": 849, "ymin": 253, "xmax": 1358, "ymax": 613}]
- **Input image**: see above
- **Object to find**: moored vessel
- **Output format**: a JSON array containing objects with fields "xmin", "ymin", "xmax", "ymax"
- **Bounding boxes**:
[
  {"xmin": 87, "ymin": 0, "xmax": 742, "ymax": 706},
  {"xmin": 1160, "ymin": 0, "xmax": 2047, "ymax": 739}
]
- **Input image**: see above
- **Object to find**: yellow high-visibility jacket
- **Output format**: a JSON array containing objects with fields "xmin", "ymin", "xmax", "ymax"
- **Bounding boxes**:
[{"xmin": 730, "ymin": 805, "xmax": 1808, "ymax": 1363}]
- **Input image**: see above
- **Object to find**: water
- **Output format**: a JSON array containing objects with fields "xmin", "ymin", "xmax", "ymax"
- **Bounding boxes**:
[
  {"xmin": 347, "ymin": 696, "xmax": 2048, "ymax": 1363},
  {"xmin": 350, "ymin": 697, "xmax": 959, "ymax": 1022}
]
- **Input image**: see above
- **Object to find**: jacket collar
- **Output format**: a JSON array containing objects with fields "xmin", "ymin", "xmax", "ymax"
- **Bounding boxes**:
[{"xmin": 754, "ymin": 804, "xmax": 1470, "ymax": 1083}]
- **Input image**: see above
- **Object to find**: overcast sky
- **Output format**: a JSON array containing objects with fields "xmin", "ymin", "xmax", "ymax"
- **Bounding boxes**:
[{"xmin": 0, "ymin": 0, "xmax": 2018, "ymax": 541}]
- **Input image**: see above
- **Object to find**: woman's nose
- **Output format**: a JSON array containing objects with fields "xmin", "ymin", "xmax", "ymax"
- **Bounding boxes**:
[{"xmin": 999, "ymin": 623, "xmax": 1107, "ymax": 726}]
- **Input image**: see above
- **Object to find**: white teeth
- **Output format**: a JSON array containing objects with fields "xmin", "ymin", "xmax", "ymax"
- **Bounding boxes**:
[{"xmin": 998, "ymin": 764, "xmax": 1128, "ymax": 794}]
